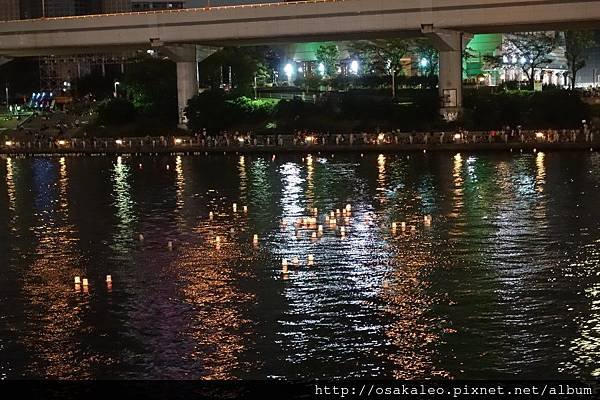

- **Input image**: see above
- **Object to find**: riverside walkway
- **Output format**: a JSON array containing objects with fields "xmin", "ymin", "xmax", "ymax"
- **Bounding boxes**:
[{"xmin": 1, "ymin": 131, "xmax": 598, "ymax": 156}]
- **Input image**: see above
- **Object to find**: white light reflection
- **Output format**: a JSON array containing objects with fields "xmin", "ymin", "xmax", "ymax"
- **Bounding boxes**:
[{"xmin": 111, "ymin": 156, "xmax": 136, "ymax": 252}]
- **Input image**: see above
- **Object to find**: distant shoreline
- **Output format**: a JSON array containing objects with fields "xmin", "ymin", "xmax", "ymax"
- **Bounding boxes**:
[{"xmin": 1, "ymin": 142, "xmax": 598, "ymax": 156}]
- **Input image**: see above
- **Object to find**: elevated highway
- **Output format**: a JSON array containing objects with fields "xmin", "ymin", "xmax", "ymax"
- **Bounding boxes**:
[{"xmin": 1, "ymin": 0, "xmax": 599, "ymax": 125}]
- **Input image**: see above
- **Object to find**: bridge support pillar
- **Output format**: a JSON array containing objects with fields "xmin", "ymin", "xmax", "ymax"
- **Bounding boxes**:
[
  {"xmin": 422, "ymin": 27, "xmax": 472, "ymax": 121},
  {"xmin": 162, "ymin": 45, "xmax": 199, "ymax": 129}
]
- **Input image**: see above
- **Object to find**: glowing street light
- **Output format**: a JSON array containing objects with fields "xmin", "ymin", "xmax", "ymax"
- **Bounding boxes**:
[
  {"xmin": 284, "ymin": 63, "xmax": 294, "ymax": 83},
  {"xmin": 420, "ymin": 58, "xmax": 429, "ymax": 68},
  {"xmin": 350, "ymin": 60, "xmax": 359, "ymax": 75},
  {"xmin": 318, "ymin": 62, "xmax": 326, "ymax": 76}
]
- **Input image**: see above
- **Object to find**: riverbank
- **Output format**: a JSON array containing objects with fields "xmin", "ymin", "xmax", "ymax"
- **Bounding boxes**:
[{"xmin": 1, "ymin": 141, "xmax": 598, "ymax": 156}]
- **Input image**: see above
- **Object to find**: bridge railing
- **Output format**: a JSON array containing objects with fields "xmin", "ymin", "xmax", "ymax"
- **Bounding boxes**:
[{"xmin": 1, "ymin": 130, "xmax": 597, "ymax": 153}]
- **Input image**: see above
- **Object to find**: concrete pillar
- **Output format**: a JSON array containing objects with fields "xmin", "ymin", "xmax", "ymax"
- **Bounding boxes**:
[
  {"xmin": 422, "ymin": 27, "xmax": 470, "ymax": 121},
  {"xmin": 162, "ymin": 45, "xmax": 199, "ymax": 129},
  {"xmin": 176, "ymin": 61, "xmax": 198, "ymax": 128}
]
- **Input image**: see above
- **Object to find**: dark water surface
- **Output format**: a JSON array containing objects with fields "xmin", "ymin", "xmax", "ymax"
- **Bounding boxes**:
[{"xmin": 1, "ymin": 152, "xmax": 599, "ymax": 380}]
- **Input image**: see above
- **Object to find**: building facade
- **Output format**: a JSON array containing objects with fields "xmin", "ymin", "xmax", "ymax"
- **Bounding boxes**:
[
  {"xmin": 0, "ymin": 0, "xmax": 22, "ymax": 21},
  {"xmin": 131, "ymin": 1, "xmax": 185, "ymax": 10}
]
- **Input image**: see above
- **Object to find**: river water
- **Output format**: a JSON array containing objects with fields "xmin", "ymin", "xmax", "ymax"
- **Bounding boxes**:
[{"xmin": 0, "ymin": 152, "xmax": 599, "ymax": 379}]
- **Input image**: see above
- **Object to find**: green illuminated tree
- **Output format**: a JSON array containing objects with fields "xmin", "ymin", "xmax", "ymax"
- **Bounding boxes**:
[
  {"xmin": 565, "ymin": 30, "xmax": 596, "ymax": 90},
  {"xmin": 349, "ymin": 39, "xmax": 411, "ymax": 97},
  {"xmin": 315, "ymin": 44, "xmax": 340, "ymax": 77}
]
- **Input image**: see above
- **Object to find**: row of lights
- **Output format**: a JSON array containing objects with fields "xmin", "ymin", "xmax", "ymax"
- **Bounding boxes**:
[{"xmin": 284, "ymin": 60, "xmax": 359, "ymax": 81}]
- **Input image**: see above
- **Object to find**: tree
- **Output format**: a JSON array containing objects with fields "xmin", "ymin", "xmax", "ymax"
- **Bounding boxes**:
[
  {"xmin": 97, "ymin": 98, "xmax": 136, "ymax": 125},
  {"xmin": 410, "ymin": 38, "xmax": 439, "ymax": 78},
  {"xmin": 565, "ymin": 30, "xmax": 596, "ymax": 90},
  {"xmin": 491, "ymin": 32, "xmax": 558, "ymax": 89},
  {"xmin": 349, "ymin": 39, "xmax": 411, "ymax": 97},
  {"xmin": 72, "ymin": 73, "xmax": 115, "ymax": 99},
  {"xmin": 199, "ymin": 46, "xmax": 271, "ymax": 96},
  {"xmin": 121, "ymin": 57, "xmax": 178, "ymax": 125},
  {"xmin": 315, "ymin": 44, "xmax": 340, "ymax": 77}
]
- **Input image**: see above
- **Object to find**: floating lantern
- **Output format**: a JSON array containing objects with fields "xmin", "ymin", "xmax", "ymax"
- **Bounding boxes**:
[
  {"xmin": 282, "ymin": 260, "xmax": 289, "ymax": 273},
  {"xmin": 166, "ymin": 165, "xmax": 170, "ymax": 170},
  {"xmin": 139, "ymin": 163, "xmax": 143, "ymax": 169},
  {"xmin": 82, "ymin": 278, "xmax": 89, "ymax": 287},
  {"xmin": 233, "ymin": 203, "xmax": 237, "ymax": 212},
  {"xmin": 74, "ymin": 276, "xmax": 81, "ymax": 284},
  {"xmin": 106, "ymin": 275, "xmax": 112, "ymax": 283}
]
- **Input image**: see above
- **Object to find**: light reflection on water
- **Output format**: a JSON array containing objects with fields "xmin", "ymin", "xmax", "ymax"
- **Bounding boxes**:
[{"xmin": 0, "ymin": 152, "xmax": 599, "ymax": 379}]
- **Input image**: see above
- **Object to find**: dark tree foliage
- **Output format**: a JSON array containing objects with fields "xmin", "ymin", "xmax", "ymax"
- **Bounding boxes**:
[
  {"xmin": 565, "ymin": 30, "xmax": 596, "ymax": 90},
  {"xmin": 121, "ymin": 57, "xmax": 178, "ymax": 125},
  {"xmin": 72, "ymin": 73, "xmax": 114, "ymax": 99},
  {"xmin": 0, "ymin": 58, "xmax": 40, "ymax": 99},
  {"xmin": 97, "ymin": 98, "xmax": 137, "ymax": 125},
  {"xmin": 462, "ymin": 90, "xmax": 590, "ymax": 129},
  {"xmin": 199, "ymin": 47, "xmax": 270, "ymax": 96}
]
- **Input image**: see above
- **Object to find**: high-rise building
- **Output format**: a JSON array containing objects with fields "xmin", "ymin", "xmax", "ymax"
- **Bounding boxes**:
[
  {"xmin": 0, "ymin": 0, "xmax": 22, "ymax": 21},
  {"xmin": 131, "ymin": 1, "xmax": 185, "ymax": 10},
  {"xmin": 102, "ymin": 0, "xmax": 131, "ymax": 13}
]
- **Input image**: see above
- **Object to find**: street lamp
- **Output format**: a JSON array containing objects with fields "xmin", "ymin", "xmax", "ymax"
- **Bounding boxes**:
[
  {"xmin": 318, "ymin": 62, "xmax": 325, "ymax": 76},
  {"xmin": 350, "ymin": 60, "xmax": 359, "ymax": 75},
  {"xmin": 284, "ymin": 63, "xmax": 294, "ymax": 84},
  {"xmin": 114, "ymin": 81, "xmax": 120, "ymax": 98}
]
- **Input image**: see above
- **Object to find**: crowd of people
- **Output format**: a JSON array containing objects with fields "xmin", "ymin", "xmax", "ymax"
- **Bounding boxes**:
[{"xmin": 187, "ymin": 122, "xmax": 598, "ymax": 148}]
